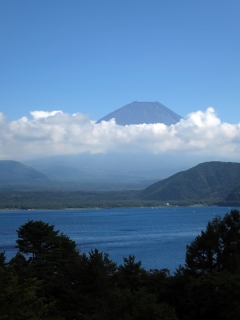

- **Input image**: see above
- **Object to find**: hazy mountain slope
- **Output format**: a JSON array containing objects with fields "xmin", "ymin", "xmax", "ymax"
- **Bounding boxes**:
[
  {"xmin": 142, "ymin": 161, "xmax": 240, "ymax": 201},
  {"xmin": 0, "ymin": 158, "xmax": 157, "ymax": 191},
  {"xmin": 40, "ymin": 164, "xmax": 87, "ymax": 181},
  {"xmin": 0, "ymin": 160, "xmax": 50, "ymax": 183},
  {"xmin": 24, "ymin": 152, "xmax": 191, "ymax": 189},
  {"xmin": 97, "ymin": 101, "xmax": 183, "ymax": 125},
  {"xmin": 25, "ymin": 152, "xmax": 186, "ymax": 178}
]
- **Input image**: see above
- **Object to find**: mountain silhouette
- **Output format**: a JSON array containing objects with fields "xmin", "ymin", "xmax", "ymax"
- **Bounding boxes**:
[
  {"xmin": 141, "ymin": 161, "xmax": 240, "ymax": 202},
  {"xmin": 97, "ymin": 101, "xmax": 183, "ymax": 125},
  {"xmin": 0, "ymin": 160, "xmax": 49, "ymax": 183}
]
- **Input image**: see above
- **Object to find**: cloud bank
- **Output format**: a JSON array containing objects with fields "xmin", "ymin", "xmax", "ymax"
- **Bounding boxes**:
[{"xmin": 0, "ymin": 108, "xmax": 240, "ymax": 161}]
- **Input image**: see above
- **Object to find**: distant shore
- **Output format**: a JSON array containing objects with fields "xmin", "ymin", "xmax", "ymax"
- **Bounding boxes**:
[{"xmin": 0, "ymin": 204, "xmax": 232, "ymax": 211}]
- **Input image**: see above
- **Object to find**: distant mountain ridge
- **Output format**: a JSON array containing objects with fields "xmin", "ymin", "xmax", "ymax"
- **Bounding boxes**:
[
  {"xmin": 0, "ymin": 159, "xmax": 157, "ymax": 190},
  {"xmin": 24, "ymin": 152, "xmax": 183, "ymax": 190},
  {"xmin": 1, "ymin": 160, "xmax": 240, "ymax": 206},
  {"xmin": 97, "ymin": 101, "xmax": 183, "ymax": 125},
  {"xmin": 0, "ymin": 160, "xmax": 49, "ymax": 183},
  {"xmin": 142, "ymin": 161, "xmax": 240, "ymax": 202}
]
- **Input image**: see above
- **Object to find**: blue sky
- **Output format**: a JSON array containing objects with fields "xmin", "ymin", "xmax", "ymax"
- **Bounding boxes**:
[
  {"xmin": 1, "ymin": 0, "xmax": 240, "ymax": 163},
  {"xmin": 1, "ymin": 0, "xmax": 240, "ymax": 123}
]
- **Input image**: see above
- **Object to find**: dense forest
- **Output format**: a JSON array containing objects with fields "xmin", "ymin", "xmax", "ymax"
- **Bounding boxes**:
[
  {"xmin": 1, "ymin": 209, "xmax": 240, "ymax": 319},
  {"xmin": 0, "ymin": 189, "xmax": 194, "ymax": 209}
]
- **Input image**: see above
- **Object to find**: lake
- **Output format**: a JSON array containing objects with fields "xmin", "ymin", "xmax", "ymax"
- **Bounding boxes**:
[{"xmin": 0, "ymin": 206, "xmax": 238, "ymax": 273}]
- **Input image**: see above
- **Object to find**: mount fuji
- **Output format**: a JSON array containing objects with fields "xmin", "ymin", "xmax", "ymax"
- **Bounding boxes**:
[{"xmin": 97, "ymin": 101, "xmax": 183, "ymax": 125}]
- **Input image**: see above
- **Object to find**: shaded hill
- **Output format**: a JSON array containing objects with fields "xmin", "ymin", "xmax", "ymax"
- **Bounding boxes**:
[
  {"xmin": 0, "ymin": 160, "xmax": 50, "ymax": 183},
  {"xmin": 97, "ymin": 101, "xmax": 183, "ymax": 125},
  {"xmin": 142, "ymin": 161, "xmax": 240, "ymax": 202},
  {"xmin": 224, "ymin": 186, "xmax": 240, "ymax": 205}
]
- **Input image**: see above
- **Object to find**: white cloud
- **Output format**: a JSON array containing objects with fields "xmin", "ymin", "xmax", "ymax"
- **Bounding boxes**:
[
  {"xmin": 30, "ymin": 110, "xmax": 63, "ymax": 120},
  {"xmin": 0, "ymin": 112, "xmax": 7, "ymax": 123},
  {"xmin": 1, "ymin": 107, "xmax": 240, "ymax": 161}
]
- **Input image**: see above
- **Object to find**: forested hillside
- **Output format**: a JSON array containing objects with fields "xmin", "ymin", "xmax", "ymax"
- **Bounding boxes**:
[
  {"xmin": 224, "ymin": 185, "xmax": 240, "ymax": 205},
  {"xmin": 142, "ymin": 161, "xmax": 240, "ymax": 202}
]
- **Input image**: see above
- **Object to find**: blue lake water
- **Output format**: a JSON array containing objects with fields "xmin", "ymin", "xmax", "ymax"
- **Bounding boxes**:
[{"xmin": 0, "ymin": 206, "xmax": 238, "ymax": 273}]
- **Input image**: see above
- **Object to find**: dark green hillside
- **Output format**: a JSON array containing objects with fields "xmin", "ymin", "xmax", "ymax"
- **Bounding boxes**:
[
  {"xmin": 142, "ymin": 161, "xmax": 240, "ymax": 202},
  {"xmin": 0, "ymin": 160, "xmax": 49, "ymax": 183},
  {"xmin": 225, "ymin": 185, "xmax": 240, "ymax": 205}
]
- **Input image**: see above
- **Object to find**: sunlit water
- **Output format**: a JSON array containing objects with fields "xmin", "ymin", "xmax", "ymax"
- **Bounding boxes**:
[{"xmin": 0, "ymin": 206, "xmax": 238, "ymax": 273}]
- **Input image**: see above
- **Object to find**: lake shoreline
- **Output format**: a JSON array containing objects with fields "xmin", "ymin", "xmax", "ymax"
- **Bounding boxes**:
[{"xmin": 0, "ymin": 203, "xmax": 226, "ymax": 211}]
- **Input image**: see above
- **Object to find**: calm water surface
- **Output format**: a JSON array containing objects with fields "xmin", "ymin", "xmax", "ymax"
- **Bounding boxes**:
[{"xmin": 0, "ymin": 206, "xmax": 238, "ymax": 273}]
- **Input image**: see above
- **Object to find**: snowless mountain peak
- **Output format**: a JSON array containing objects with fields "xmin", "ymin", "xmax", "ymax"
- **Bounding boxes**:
[{"xmin": 97, "ymin": 101, "xmax": 183, "ymax": 126}]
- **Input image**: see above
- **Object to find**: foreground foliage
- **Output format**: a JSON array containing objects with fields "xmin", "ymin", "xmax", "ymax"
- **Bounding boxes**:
[
  {"xmin": 1, "ymin": 210, "xmax": 240, "ymax": 319},
  {"xmin": 186, "ymin": 209, "xmax": 240, "ymax": 275}
]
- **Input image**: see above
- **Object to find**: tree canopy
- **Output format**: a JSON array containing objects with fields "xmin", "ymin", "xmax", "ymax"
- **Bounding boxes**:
[
  {"xmin": 185, "ymin": 209, "xmax": 240, "ymax": 276},
  {"xmin": 1, "ymin": 211, "xmax": 240, "ymax": 319}
]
